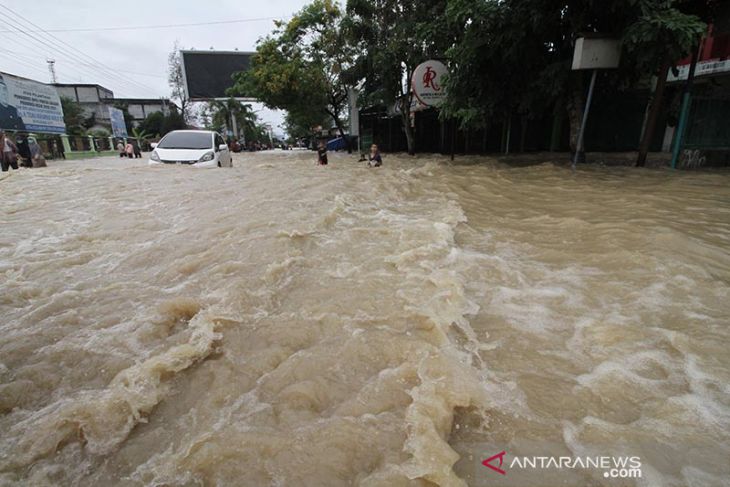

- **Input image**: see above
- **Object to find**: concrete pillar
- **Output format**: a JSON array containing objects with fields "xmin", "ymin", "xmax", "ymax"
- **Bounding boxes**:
[
  {"xmin": 88, "ymin": 135, "xmax": 96, "ymax": 152},
  {"xmin": 108, "ymin": 136, "xmax": 114, "ymax": 151},
  {"xmin": 60, "ymin": 134, "xmax": 71, "ymax": 154}
]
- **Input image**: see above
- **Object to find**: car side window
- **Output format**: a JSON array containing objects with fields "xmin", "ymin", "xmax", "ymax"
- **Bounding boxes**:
[{"xmin": 215, "ymin": 134, "xmax": 225, "ymax": 150}]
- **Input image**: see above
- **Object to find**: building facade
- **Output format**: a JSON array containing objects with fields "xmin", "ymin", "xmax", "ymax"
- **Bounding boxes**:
[{"xmin": 53, "ymin": 83, "xmax": 174, "ymax": 130}]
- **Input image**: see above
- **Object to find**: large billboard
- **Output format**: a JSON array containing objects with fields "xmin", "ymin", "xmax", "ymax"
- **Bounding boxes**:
[
  {"xmin": 108, "ymin": 106, "xmax": 128, "ymax": 138},
  {"xmin": 181, "ymin": 51, "xmax": 254, "ymax": 100},
  {"xmin": 0, "ymin": 72, "xmax": 66, "ymax": 134}
]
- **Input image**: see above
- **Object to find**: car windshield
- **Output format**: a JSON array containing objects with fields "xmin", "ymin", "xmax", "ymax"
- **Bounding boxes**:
[{"xmin": 157, "ymin": 132, "xmax": 212, "ymax": 150}]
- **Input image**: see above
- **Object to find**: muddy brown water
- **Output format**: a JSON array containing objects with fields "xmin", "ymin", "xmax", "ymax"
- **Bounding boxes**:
[{"xmin": 1, "ymin": 151, "xmax": 729, "ymax": 486}]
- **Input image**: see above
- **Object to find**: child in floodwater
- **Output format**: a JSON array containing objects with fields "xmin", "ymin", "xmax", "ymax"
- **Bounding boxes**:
[
  {"xmin": 317, "ymin": 141, "xmax": 328, "ymax": 165},
  {"xmin": 368, "ymin": 144, "xmax": 382, "ymax": 167}
]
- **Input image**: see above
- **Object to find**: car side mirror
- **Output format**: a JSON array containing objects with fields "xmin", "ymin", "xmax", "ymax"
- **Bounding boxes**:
[{"xmin": 218, "ymin": 144, "xmax": 228, "ymax": 152}]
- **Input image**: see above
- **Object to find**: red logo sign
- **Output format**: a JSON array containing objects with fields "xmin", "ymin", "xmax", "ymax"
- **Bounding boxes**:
[
  {"xmin": 483, "ymin": 451, "xmax": 507, "ymax": 475},
  {"xmin": 422, "ymin": 66, "xmax": 441, "ymax": 91}
]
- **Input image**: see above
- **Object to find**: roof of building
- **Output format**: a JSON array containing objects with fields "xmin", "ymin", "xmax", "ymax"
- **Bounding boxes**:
[
  {"xmin": 111, "ymin": 98, "xmax": 172, "ymax": 104},
  {"xmin": 52, "ymin": 83, "xmax": 113, "ymax": 91}
]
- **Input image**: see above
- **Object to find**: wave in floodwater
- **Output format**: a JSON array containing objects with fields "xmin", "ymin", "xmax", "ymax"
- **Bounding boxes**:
[{"xmin": 0, "ymin": 151, "xmax": 729, "ymax": 486}]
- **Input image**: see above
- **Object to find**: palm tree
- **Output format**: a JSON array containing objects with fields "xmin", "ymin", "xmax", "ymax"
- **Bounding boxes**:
[
  {"xmin": 131, "ymin": 127, "xmax": 152, "ymax": 151},
  {"xmin": 209, "ymin": 98, "xmax": 258, "ymax": 142}
]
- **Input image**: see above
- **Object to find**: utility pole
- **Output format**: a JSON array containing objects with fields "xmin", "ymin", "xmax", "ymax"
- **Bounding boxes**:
[
  {"xmin": 47, "ymin": 59, "xmax": 57, "ymax": 83},
  {"xmin": 572, "ymin": 69, "xmax": 597, "ymax": 170}
]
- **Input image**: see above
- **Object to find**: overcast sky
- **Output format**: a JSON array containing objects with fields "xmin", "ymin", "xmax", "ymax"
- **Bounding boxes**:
[{"xmin": 0, "ymin": 0, "xmax": 312, "ymax": 134}]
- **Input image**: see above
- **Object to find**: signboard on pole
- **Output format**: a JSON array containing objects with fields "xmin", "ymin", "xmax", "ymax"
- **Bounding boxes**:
[
  {"xmin": 570, "ymin": 37, "xmax": 620, "ymax": 168},
  {"xmin": 667, "ymin": 59, "xmax": 730, "ymax": 82},
  {"xmin": 412, "ymin": 60, "xmax": 448, "ymax": 108},
  {"xmin": 571, "ymin": 38, "xmax": 621, "ymax": 70},
  {"xmin": 108, "ymin": 106, "xmax": 128, "ymax": 138},
  {"xmin": 0, "ymin": 71, "xmax": 66, "ymax": 133}
]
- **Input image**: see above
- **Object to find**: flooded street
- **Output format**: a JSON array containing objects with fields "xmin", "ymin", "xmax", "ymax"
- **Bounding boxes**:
[{"xmin": 1, "ymin": 151, "xmax": 729, "ymax": 486}]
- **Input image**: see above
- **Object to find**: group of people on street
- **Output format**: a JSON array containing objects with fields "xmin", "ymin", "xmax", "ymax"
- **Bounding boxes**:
[
  {"xmin": 116, "ymin": 140, "xmax": 142, "ymax": 158},
  {"xmin": 1, "ymin": 129, "xmax": 47, "ymax": 171},
  {"xmin": 316, "ymin": 142, "xmax": 383, "ymax": 168}
]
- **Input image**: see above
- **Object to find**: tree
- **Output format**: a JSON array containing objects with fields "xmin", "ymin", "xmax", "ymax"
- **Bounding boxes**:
[
  {"xmin": 89, "ymin": 128, "xmax": 109, "ymax": 137},
  {"xmin": 207, "ymin": 98, "xmax": 258, "ymax": 140},
  {"xmin": 160, "ymin": 110, "xmax": 186, "ymax": 135},
  {"xmin": 60, "ymin": 96, "xmax": 85, "ymax": 135},
  {"xmin": 231, "ymin": 0, "xmax": 355, "ymax": 152},
  {"xmin": 285, "ymin": 109, "xmax": 327, "ymax": 141},
  {"xmin": 138, "ymin": 111, "xmax": 165, "ymax": 137},
  {"xmin": 441, "ymin": 0, "xmax": 544, "ymax": 142},
  {"xmin": 345, "ymin": 0, "xmax": 451, "ymax": 155},
  {"xmin": 168, "ymin": 42, "xmax": 191, "ymax": 123},
  {"xmin": 82, "ymin": 112, "xmax": 97, "ymax": 131},
  {"xmin": 244, "ymin": 121, "xmax": 271, "ymax": 146},
  {"xmin": 131, "ymin": 126, "xmax": 152, "ymax": 146},
  {"xmin": 442, "ymin": 0, "xmax": 705, "ymax": 161},
  {"xmin": 624, "ymin": 1, "xmax": 706, "ymax": 166}
]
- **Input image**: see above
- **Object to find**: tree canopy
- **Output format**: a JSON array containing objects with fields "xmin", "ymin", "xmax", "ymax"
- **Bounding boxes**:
[
  {"xmin": 441, "ymin": 0, "xmax": 705, "ymax": 153},
  {"xmin": 234, "ymin": 0, "xmax": 707, "ymax": 156},
  {"xmin": 230, "ymin": 0, "xmax": 354, "ymax": 150},
  {"xmin": 345, "ymin": 0, "xmax": 451, "ymax": 154},
  {"xmin": 60, "ymin": 96, "xmax": 86, "ymax": 136},
  {"xmin": 168, "ymin": 42, "xmax": 191, "ymax": 124},
  {"xmin": 138, "ymin": 109, "xmax": 186, "ymax": 138}
]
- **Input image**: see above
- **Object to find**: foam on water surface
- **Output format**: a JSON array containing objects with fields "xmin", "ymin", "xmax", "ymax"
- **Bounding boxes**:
[{"xmin": 1, "ymin": 152, "xmax": 729, "ymax": 486}]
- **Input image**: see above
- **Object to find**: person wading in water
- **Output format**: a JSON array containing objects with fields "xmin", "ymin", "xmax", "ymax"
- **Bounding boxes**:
[
  {"xmin": 368, "ymin": 144, "xmax": 382, "ymax": 167},
  {"xmin": 1, "ymin": 129, "xmax": 19, "ymax": 172},
  {"xmin": 317, "ymin": 141, "xmax": 328, "ymax": 165}
]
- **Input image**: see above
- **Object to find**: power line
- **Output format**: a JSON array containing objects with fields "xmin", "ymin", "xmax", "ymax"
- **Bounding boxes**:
[
  {"xmin": 0, "ymin": 16, "xmax": 285, "ymax": 34},
  {"xmin": 0, "ymin": 4, "xmax": 162, "ymax": 96},
  {"xmin": 0, "ymin": 20, "xmax": 137, "ymax": 93},
  {"xmin": 0, "ymin": 25, "xmax": 137, "ymax": 97},
  {"xmin": 0, "ymin": 47, "xmax": 163, "ymax": 79},
  {"xmin": 0, "ymin": 47, "xmax": 166, "ymax": 79},
  {"xmin": 0, "ymin": 50, "xmax": 50, "ymax": 78}
]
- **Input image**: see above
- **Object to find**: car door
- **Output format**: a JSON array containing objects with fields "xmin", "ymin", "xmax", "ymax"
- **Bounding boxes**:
[{"xmin": 216, "ymin": 134, "xmax": 231, "ymax": 166}]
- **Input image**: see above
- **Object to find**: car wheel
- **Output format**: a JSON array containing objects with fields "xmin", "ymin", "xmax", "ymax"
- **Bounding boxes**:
[{"xmin": 217, "ymin": 160, "xmax": 221, "ymax": 168}]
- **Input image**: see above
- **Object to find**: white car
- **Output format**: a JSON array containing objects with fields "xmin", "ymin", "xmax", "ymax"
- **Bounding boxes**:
[{"xmin": 148, "ymin": 130, "xmax": 232, "ymax": 168}]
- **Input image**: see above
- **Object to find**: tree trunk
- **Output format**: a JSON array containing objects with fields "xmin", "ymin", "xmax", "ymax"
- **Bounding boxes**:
[
  {"xmin": 504, "ymin": 115, "xmax": 512, "ymax": 155},
  {"xmin": 566, "ymin": 83, "xmax": 585, "ymax": 164},
  {"xmin": 399, "ymin": 101, "xmax": 416, "ymax": 155},
  {"xmin": 636, "ymin": 62, "xmax": 670, "ymax": 167},
  {"xmin": 482, "ymin": 123, "xmax": 488, "ymax": 154},
  {"xmin": 520, "ymin": 116, "xmax": 528, "ymax": 153},
  {"xmin": 336, "ymin": 122, "xmax": 352, "ymax": 154},
  {"xmin": 326, "ymin": 110, "xmax": 352, "ymax": 154},
  {"xmin": 549, "ymin": 107, "xmax": 564, "ymax": 152}
]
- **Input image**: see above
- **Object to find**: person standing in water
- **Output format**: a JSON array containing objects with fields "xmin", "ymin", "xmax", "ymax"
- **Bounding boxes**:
[
  {"xmin": 125, "ymin": 141, "xmax": 134, "ymax": 158},
  {"xmin": 317, "ymin": 141, "xmax": 328, "ymax": 165},
  {"xmin": 0, "ymin": 129, "xmax": 18, "ymax": 172},
  {"xmin": 368, "ymin": 144, "xmax": 382, "ymax": 167},
  {"xmin": 28, "ymin": 136, "xmax": 47, "ymax": 168}
]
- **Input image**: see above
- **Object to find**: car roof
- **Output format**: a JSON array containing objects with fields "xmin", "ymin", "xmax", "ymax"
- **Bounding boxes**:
[{"xmin": 166, "ymin": 130, "xmax": 216, "ymax": 135}]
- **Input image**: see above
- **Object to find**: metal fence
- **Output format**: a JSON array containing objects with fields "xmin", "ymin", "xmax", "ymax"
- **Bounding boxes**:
[
  {"xmin": 94, "ymin": 137, "xmax": 111, "ymax": 151},
  {"xmin": 69, "ymin": 136, "xmax": 92, "ymax": 152},
  {"xmin": 684, "ymin": 97, "xmax": 730, "ymax": 150}
]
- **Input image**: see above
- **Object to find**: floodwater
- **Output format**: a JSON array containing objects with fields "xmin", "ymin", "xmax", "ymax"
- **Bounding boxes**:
[{"xmin": 0, "ymin": 151, "xmax": 729, "ymax": 487}]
